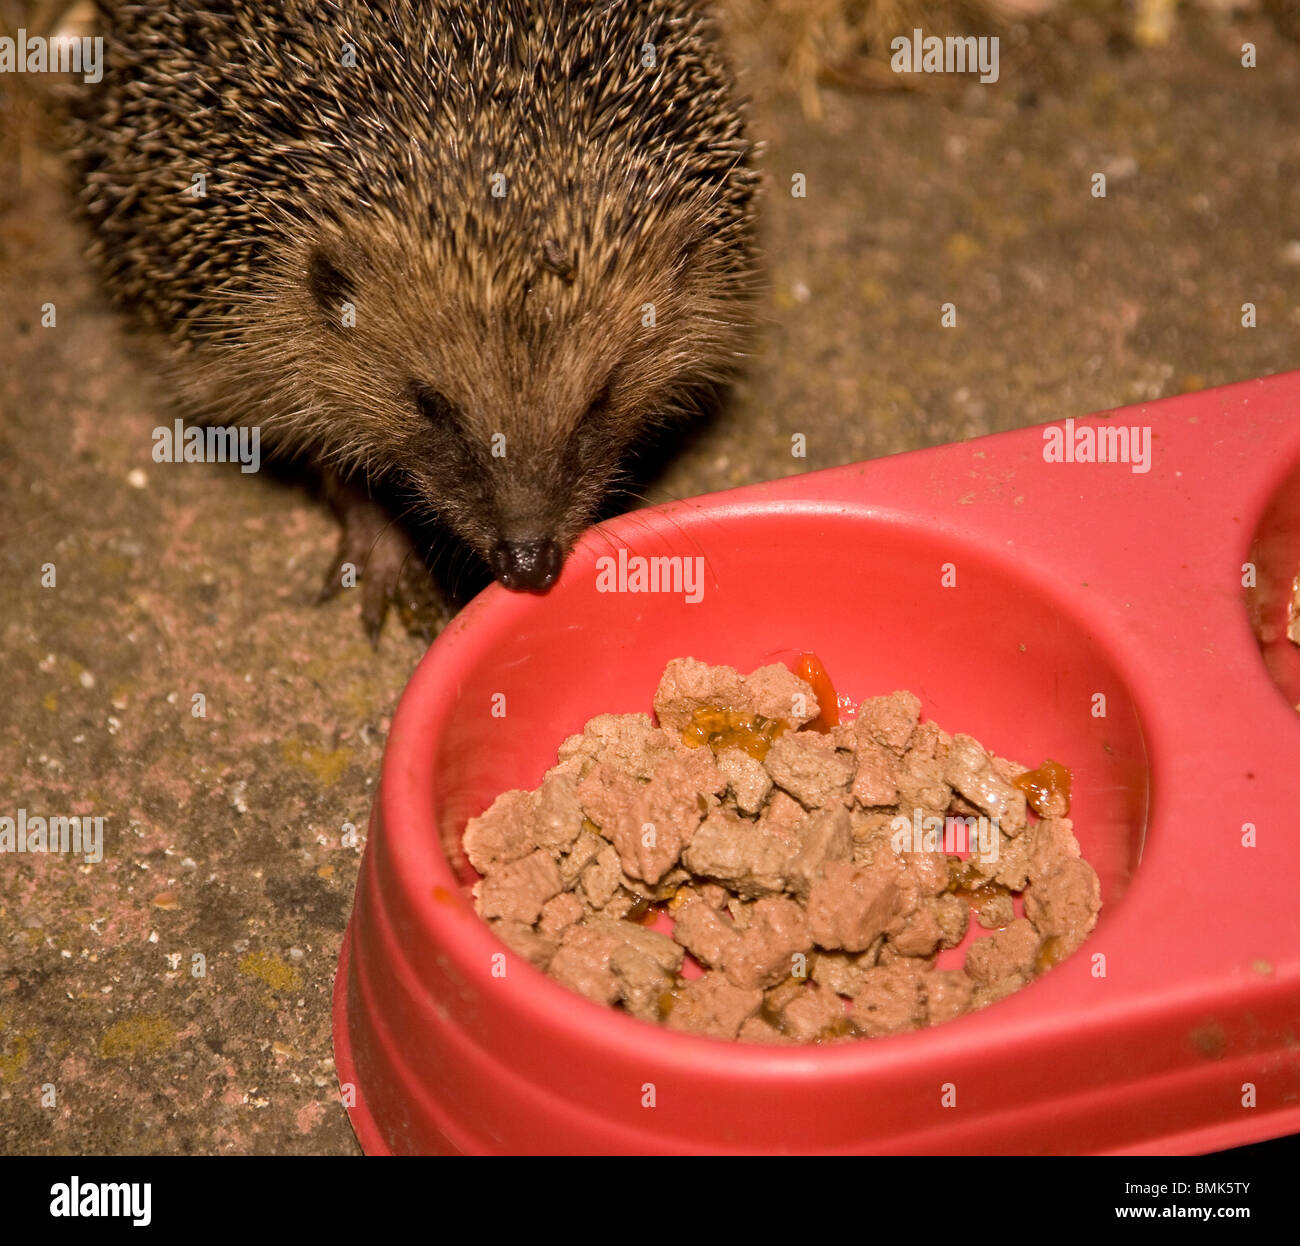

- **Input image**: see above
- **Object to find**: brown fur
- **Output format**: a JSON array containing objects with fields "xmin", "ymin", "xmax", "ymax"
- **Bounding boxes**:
[{"xmin": 75, "ymin": 0, "xmax": 759, "ymax": 570}]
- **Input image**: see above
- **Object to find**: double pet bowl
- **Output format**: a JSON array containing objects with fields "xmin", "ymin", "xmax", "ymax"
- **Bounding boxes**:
[{"xmin": 333, "ymin": 372, "xmax": 1300, "ymax": 1154}]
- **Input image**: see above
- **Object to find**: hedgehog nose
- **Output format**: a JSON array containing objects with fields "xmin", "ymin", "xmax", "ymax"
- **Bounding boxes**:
[{"xmin": 489, "ymin": 538, "xmax": 563, "ymax": 591}]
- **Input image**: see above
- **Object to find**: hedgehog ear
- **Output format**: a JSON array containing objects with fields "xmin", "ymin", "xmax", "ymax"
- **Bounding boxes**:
[
  {"xmin": 539, "ymin": 238, "xmax": 576, "ymax": 283},
  {"xmin": 306, "ymin": 247, "xmax": 355, "ymax": 313}
]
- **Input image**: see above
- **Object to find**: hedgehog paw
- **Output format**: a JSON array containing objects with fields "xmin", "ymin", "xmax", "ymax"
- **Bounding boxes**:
[{"xmin": 316, "ymin": 481, "xmax": 448, "ymax": 647}]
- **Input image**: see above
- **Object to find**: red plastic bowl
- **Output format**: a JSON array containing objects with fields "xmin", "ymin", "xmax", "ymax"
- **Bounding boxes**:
[{"xmin": 334, "ymin": 372, "xmax": 1300, "ymax": 1154}]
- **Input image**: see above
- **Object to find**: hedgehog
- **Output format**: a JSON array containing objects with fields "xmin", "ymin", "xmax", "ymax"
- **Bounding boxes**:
[{"xmin": 74, "ymin": 0, "xmax": 758, "ymax": 637}]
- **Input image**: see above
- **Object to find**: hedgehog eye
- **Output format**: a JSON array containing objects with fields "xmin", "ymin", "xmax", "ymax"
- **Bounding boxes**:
[
  {"xmin": 583, "ymin": 383, "xmax": 612, "ymax": 419},
  {"xmin": 567, "ymin": 381, "xmax": 615, "ymax": 457},
  {"xmin": 307, "ymin": 247, "xmax": 354, "ymax": 312},
  {"xmin": 582, "ymin": 369, "xmax": 622, "ymax": 424},
  {"xmin": 414, "ymin": 385, "xmax": 459, "ymax": 426}
]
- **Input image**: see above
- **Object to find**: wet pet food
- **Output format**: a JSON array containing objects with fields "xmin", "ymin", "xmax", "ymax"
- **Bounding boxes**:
[{"xmin": 466, "ymin": 656, "xmax": 1102, "ymax": 1043}]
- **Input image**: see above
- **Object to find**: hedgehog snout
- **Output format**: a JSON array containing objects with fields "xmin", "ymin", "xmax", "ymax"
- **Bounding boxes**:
[{"xmin": 488, "ymin": 537, "xmax": 563, "ymax": 592}]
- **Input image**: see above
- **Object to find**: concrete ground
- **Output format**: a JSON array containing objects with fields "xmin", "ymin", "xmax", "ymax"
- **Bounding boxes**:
[{"xmin": 2, "ymin": 7, "xmax": 1298, "ymax": 1154}]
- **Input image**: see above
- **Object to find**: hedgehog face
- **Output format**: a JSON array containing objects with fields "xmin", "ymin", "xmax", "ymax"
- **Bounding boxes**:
[
  {"xmin": 296, "ymin": 210, "xmax": 751, "ymax": 592},
  {"xmin": 398, "ymin": 367, "xmax": 631, "ymax": 593}
]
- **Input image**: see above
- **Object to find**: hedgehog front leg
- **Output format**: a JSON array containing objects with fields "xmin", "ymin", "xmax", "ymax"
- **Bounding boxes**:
[{"xmin": 316, "ymin": 473, "xmax": 449, "ymax": 647}]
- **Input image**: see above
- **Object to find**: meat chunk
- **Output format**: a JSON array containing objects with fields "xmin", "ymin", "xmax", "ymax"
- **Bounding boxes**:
[
  {"xmin": 653, "ymin": 659, "xmax": 818, "ymax": 734},
  {"xmin": 490, "ymin": 920, "xmax": 558, "ymax": 970},
  {"xmin": 933, "ymin": 892, "xmax": 969, "ymax": 948},
  {"xmin": 594, "ymin": 889, "xmax": 641, "ymax": 921},
  {"xmin": 765, "ymin": 732, "xmax": 854, "ymax": 810},
  {"xmin": 462, "ymin": 789, "xmax": 537, "ymax": 873},
  {"xmin": 663, "ymin": 972, "xmax": 764, "ymax": 1039},
  {"xmin": 785, "ymin": 803, "xmax": 853, "ymax": 900},
  {"xmin": 944, "ymin": 734, "xmax": 1028, "ymax": 837},
  {"xmin": 889, "ymin": 900, "xmax": 945, "ymax": 958},
  {"xmin": 828, "ymin": 723, "xmax": 856, "ymax": 753},
  {"xmin": 850, "ymin": 738, "xmax": 901, "ymax": 807},
  {"xmin": 716, "ymin": 747, "xmax": 772, "ymax": 815},
  {"xmin": 643, "ymin": 866, "xmax": 690, "ymax": 903},
  {"xmin": 854, "ymin": 691, "xmax": 921, "ymax": 755},
  {"xmin": 537, "ymin": 891, "xmax": 585, "ymax": 938},
  {"xmin": 971, "ymin": 888, "xmax": 1016, "ymax": 930},
  {"xmin": 577, "ymin": 751, "xmax": 719, "ymax": 884},
  {"xmin": 548, "ymin": 919, "xmax": 681, "ymax": 1014},
  {"xmin": 558, "ymin": 826, "xmax": 607, "ymax": 886},
  {"xmin": 580, "ymin": 843, "xmax": 625, "ymax": 907},
  {"xmin": 953, "ymin": 821, "xmax": 1032, "ymax": 891},
  {"xmin": 609, "ymin": 926, "xmax": 684, "ymax": 1021},
  {"xmin": 652, "ymin": 658, "xmax": 748, "ymax": 731},
  {"xmin": 761, "ymin": 789, "xmax": 808, "ymax": 842},
  {"xmin": 722, "ymin": 896, "xmax": 811, "ymax": 990},
  {"xmin": 894, "ymin": 957, "xmax": 938, "ymax": 985},
  {"xmin": 674, "ymin": 743, "xmax": 730, "ymax": 797},
  {"xmin": 547, "ymin": 921, "xmax": 626, "ymax": 1005},
  {"xmin": 557, "ymin": 712, "xmax": 673, "ymax": 780},
  {"xmin": 895, "ymin": 752, "xmax": 952, "ymax": 819},
  {"xmin": 475, "ymin": 848, "xmax": 563, "ymax": 924},
  {"xmin": 964, "ymin": 917, "xmax": 1040, "ymax": 987},
  {"xmin": 898, "ymin": 849, "xmax": 949, "ymax": 897},
  {"xmin": 533, "ymin": 769, "xmax": 585, "ymax": 850},
  {"xmin": 990, "ymin": 754, "xmax": 1029, "ymax": 786},
  {"xmin": 1027, "ymin": 816, "xmax": 1083, "ymax": 881},
  {"xmin": 850, "ymin": 810, "xmax": 898, "ymax": 865},
  {"xmin": 742, "ymin": 663, "xmax": 820, "ymax": 727},
  {"xmin": 774, "ymin": 981, "xmax": 849, "ymax": 1042},
  {"xmin": 810, "ymin": 945, "xmax": 880, "ymax": 996},
  {"xmin": 724, "ymin": 895, "xmax": 753, "ymax": 929},
  {"xmin": 737, "ymin": 1014, "xmax": 792, "ymax": 1044},
  {"xmin": 1023, "ymin": 858, "xmax": 1101, "ymax": 952},
  {"xmin": 671, "ymin": 895, "xmax": 738, "ymax": 969},
  {"xmin": 805, "ymin": 858, "xmax": 910, "ymax": 952},
  {"xmin": 848, "ymin": 965, "xmax": 927, "ymax": 1037},
  {"xmin": 674, "ymin": 880, "xmax": 730, "ymax": 910},
  {"xmin": 924, "ymin": 970, "xmax": 975, "ymax": 1025},
  {"xmin": 990, "ymin": 829, "xmax": 1033, "ymax": 891},
  {"xmin": 905, "ymin": 719, "xmax": 952, "ymax": 764},
  {"xmin": 682, "ymin": 807, "xmax": 796, "ymax": 897}
]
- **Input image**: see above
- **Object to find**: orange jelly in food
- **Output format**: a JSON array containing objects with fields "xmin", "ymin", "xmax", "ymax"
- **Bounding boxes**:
[
  {"xmin": 795, "ymin": 652, "xmax": 840, "ymax": 731},
  {"xmin": 680, "ymin": 707, "xmax": 788, "ymax": 761},
  {"xmin": 1012, "ymin": 759, "xmax": 1073, "ymax": 816}
]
